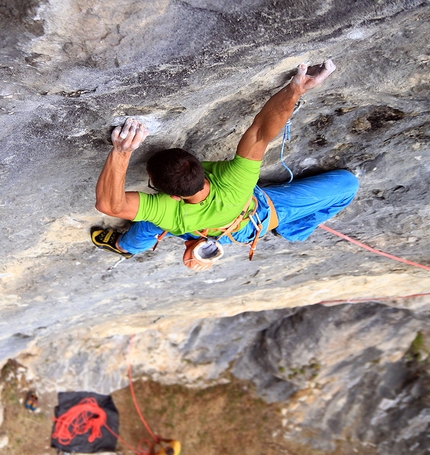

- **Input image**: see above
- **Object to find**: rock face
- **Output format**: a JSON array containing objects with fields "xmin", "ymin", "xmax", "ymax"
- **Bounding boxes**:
[
  {"xmin": 23, "ymin": 301, "xmax": 430, "ymax": 454},
  {"xmin": 192, "ymin": 303, "xmax": 430, "ymax": 454},
  {"xmin": 231, "ymin": 304, "xmax": 430, "ymax": 453},
  {"xmin": 0, "ymin": 0, "xmax": 429, "ymax": 453}
]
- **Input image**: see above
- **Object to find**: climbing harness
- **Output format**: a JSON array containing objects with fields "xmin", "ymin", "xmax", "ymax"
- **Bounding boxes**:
[
  {"xmin": 188, "ymin": 195, "xmax": 257, "ymax": 265},
  {"xmin": 153, "ymin": 196, "xmax": 255, "ymax": 270},
  {"xmin": 153, "ymin": 193, "xmax": 278, "ymax": 269},
  {"xmin": 224, "ymin": 190, "xmax": 278, "ymax": 261}
]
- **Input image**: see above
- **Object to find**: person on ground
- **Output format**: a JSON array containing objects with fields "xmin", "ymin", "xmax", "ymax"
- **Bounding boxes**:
[{"xmin": 92, "ymin": 60, "xmax": 359, "ymax": 269}]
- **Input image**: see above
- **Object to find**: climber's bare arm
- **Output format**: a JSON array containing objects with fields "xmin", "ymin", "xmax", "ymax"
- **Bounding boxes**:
[
  {"xmin": 95, "ymin": 118, "xmax": 148, "ymax": 219},
  {"xmin": 236, "ymin": 60, "xmax": 336, "ymax": 161}
]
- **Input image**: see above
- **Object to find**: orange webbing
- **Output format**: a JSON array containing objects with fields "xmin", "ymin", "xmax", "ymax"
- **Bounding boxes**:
[
  {"xmin": 223, "ymin": 193, "xmax": 279, "ymax": 259},
  {"xmin": 151, "ymin": 194, "xmax": 277, "ymax": 261},
  {"xmin": 152, "ymin": 197, "xmax": 255, "ymax": 251},
  {"xmin": 152, "ymin": 230, "xmax": 169, "ymax": 251},
  {"xmin": 192, "ymin": 196, "xmax": 255, "ymax": 239},
  {"xmin": 247, "ymin": 192, "xmax": 279, "ymax": 260},
  {"xmin": 262, "ymin": 191, "xmax": 278, "ymax": 231}
]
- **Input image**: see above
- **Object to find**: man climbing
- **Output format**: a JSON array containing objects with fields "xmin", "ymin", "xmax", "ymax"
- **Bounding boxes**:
[{"xmin": 92, "ymin": 60, "xmax": 359, "ymax": 269}]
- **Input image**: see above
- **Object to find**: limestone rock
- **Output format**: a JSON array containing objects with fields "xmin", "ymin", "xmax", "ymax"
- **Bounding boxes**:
[{"xmin": 0, "ymin": 0, "xmax": 429, "ymax": 453}]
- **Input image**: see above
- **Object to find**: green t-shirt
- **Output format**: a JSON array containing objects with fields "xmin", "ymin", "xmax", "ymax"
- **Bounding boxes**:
[{"xmin": 133, "ymin": 155, "xmax": 261, "ymax": 236}]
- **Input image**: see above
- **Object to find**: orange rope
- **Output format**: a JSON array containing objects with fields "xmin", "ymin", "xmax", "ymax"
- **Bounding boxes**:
[
  {"xmin": 319, "ymin": 224, "xmax": 430, "ymax": 271},
  {"xmin": 52, "ymin": 397, "xmax": 106, "ymax": 445},
  {"xmin": 51, "ymin": 396, "xmax": 150, "ymax": 455},
  {"xmin": 104, "ymin": 425, "xmax": 150, "ymax": 455},
  {"xmin": 128, "ymin": 335, "xmax": 160, "ymax": 444},
  {"xmin": 51, "ymin": 336, "xmax": 166, "ymax": 455}
]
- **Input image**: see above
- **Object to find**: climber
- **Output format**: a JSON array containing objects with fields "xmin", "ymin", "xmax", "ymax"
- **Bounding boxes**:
[{"xmin": 92, "ymin": 60, "xmax": 359, "ymax": 269}]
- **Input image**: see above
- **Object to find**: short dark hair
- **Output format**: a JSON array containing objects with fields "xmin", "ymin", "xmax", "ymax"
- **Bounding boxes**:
[
  {"xmin": 165, "ymin": 448, "xmax": 174, "ymax": 455},
  {"xmin": 146, "ymin": 148, "xmax": 205, "ymax": 197}
]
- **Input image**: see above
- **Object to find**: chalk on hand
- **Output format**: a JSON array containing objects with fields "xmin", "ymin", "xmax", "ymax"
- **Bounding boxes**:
[
  {"xmin": 111, "ymin": 115, "xmax": 161, "ymax": 135},
  {"xmin": 120, "ymin": 131, "xmax": 128, "ymax": 139}
]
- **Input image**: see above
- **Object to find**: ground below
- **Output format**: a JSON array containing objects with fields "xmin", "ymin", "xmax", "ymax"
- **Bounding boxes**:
[{"xmin": 0, "ymin": 360, "xmax": 377, "ymax": 455}]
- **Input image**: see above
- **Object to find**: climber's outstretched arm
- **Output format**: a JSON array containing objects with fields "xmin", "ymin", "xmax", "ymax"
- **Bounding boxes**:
[
  {"xmin": 95, "ymin": 118, "xmax": 148, "ymax": 219},
  {"xmin": 236, "ymin": 60, "xmax": 336, "ymax": 161}
]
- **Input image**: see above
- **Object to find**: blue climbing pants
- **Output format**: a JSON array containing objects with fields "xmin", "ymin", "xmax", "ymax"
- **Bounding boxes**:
[{"xmin": 118, "ymin": 170, "xmax": 359, "ymax": 254}]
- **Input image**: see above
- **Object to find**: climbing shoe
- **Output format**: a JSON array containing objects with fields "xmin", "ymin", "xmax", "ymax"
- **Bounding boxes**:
[{"xmin": 91, "ymin": 228, "xmax": 134, "ymax": 258}]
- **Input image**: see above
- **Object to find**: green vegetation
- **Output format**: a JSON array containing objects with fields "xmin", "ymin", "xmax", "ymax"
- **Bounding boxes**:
[
  {"xmin": 406, "ymin": 332, "xmax": 427, "ymax": 362},
  {"xmin": 285, "ymin": 362, "xmax": 321, "ymax": 381}
]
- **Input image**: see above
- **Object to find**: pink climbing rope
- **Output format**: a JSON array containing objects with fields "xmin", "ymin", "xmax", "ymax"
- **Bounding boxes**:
[
  {"xmin": 319, "ymin": 224, "xmax": 430, "ymax": 272},
  {"xmin": 317, "ymin": 291, "xmax": 430, "ymax": 306}
]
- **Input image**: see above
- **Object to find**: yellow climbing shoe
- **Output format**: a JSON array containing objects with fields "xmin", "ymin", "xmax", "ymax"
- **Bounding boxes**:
[{"xmin": 91, "ymin": 228, "xmax": 134, "ymax": 259}]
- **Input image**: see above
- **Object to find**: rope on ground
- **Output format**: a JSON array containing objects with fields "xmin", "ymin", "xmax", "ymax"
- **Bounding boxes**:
[
  {"xmin": 52, "ymin": 397, "xmax": 106, "ymax": 445},
  {"xmin": 105, "ymin": 425, "xmax": 150, "ymax": 455},
  {"xmin": 319, "ymin": 224, "xmax": 430, "ymax": 272},
  {"xmin": 51, "ymin": 337, "xmax": 161, "ymax": 455},
  {"xmin": 51, "ymin": 397, "xmax": 149, "ymax": 455}
]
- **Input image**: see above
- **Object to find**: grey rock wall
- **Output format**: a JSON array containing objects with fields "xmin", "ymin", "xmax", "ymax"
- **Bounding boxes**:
[
  {"xmin": 0, "ymin": 0, "xmax": 430, "ymax": 453},
  {"xmin": 1, "ymin": 0, "xmax": 429, "ymax": 359},
  {"xmin": 231, "ymin": 303, "xmax": 430, "ymax": 453},
  {"xmin": 22, "ymin": 301, "xmax": 430, "ymax": 454}
]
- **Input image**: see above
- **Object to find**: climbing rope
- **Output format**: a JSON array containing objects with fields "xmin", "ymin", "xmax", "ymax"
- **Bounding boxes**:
[
  {"xmin": 51, "ymin": 397, "xmax": 106, "ymax": 445},
  {"xmin": 319, "ymin": 224, "xmax": 430, "ymax": 272},
  {"xmin": 127, "ymin": 335, "xmax": 159, "ymax": 444},
  {"xmin": 279, "ymin": 99, "xmax": 429, "ymax": 275},
  {"xmin": 280, "ymin": 121, "xmax": 294, "ymax": 182},
  {"xmin": 51, "ymin": 397, "xmax": 150, "ymax": 455},
  {"xmin": 279, "ymin": 100, "xmax": 304, "ymax": 182},
  {"xmin": 51, "ymin": 336, "xmax": 167, "ymax": 455},
  {"xmin": 317, "ymin": 291, "xmax": 430, "ymax": 306}
]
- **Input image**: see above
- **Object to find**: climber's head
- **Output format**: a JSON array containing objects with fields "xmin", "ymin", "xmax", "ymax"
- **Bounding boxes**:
[{"xmin": 147, "ymin": 148, "xmax": 205, "ymax": 197}]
